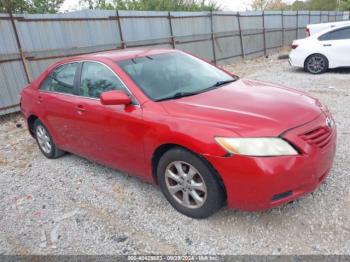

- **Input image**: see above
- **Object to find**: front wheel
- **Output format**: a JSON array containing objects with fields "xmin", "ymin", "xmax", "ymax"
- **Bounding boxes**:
[
  {"xmin": 304, "ymin": 54, "xmax": 328, "ymax": 74},
  {"xmin": 34, "ymin": 119, "xmax": 65, "ymax": 159},
  {"xmin": 157, "ymin": 147, "xmax": 226, "ymax": 219}
]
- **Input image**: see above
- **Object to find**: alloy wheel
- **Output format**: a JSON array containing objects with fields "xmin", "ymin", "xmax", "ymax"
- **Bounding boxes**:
[
  {"xmin": 36, "ymin": 125, "xmax": 52, "ymax": 154},
  {"xmin": 306, "ymin": 55, "xmax": 326, "ymax": 74},
  {"xmin": 165, "ymin": 161, "xmax": 207, "ymax": 209}
]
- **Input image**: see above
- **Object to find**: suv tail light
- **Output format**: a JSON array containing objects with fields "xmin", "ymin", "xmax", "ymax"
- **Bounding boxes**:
[
  {"xmin": 305, "ymin": 27, "xmax": 310, "ymax": 37},
  {"xmin": 291, "ymin": 44, "xmax": 298, "ymax": 49}
]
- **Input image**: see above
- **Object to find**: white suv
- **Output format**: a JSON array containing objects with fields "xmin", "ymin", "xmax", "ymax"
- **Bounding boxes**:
[{"xmin": 289, "ymin": 25, "xmax": 350, "ymax": 74}]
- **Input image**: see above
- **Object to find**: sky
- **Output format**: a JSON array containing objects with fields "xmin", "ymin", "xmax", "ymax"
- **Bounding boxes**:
[{"xmin": 60, "ymin": 0, "xmax": 299, "ymax": 12}]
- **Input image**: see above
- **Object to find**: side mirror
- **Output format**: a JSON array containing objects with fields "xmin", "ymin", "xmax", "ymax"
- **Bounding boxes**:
[{"xmin": 100, "ymin": 90, "xmax": 132, "ymax": 106}]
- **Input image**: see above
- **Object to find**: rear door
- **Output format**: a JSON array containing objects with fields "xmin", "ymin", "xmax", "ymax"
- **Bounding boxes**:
[
  {"xmin": 318, "ymin": 26, "xmax": 350, "ymax": 67},
  {"xmin": 38, "ymin": 62, "xmax": 82, "ymax": 151}
]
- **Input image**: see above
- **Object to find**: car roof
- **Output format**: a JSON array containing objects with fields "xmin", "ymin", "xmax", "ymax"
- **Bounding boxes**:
[
  {"xmin": 73, "ymin": 48, "xmax": 178, "ymax": 62},
  {"xmin": 307, "ymin": 20, "xmax": 350, "ymax": 28},
  {"xmin": 313, "ymin": 24, "xmax": 350, "ymax": 38}
]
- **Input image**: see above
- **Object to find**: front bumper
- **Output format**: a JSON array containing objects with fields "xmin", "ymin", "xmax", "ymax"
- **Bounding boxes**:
[{"xmin": 205, "ymin": 113, "xmax": 337, "ymax": 211}]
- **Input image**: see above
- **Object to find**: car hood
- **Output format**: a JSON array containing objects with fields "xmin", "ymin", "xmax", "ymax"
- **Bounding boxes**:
[{"xmin": 160, "ymin": 79, "xmax": 322, "ymax": 137}]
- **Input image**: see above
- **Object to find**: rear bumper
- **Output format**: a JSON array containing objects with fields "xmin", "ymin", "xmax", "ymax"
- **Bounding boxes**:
[
  {"xmin": 205, "ymin": 114, "xmax": 337, "ymax": 211},
  {"xmin": 289, "ymin": 50, "xmax": 306, "ymax": 68}
]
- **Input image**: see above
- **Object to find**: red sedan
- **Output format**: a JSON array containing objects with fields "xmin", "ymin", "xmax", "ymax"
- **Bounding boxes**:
[{"xmin": 20, "ymin": 49, "xmax": 337, "ymax": 218}]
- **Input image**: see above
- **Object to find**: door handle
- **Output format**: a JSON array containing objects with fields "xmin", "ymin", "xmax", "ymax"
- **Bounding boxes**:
[
  {"xmin": 323, "ymin": 44, "xmax": 332, "ymax": 47},
  {"xmin": 76, "ymin": 104, "xmax": 86, "ymax": 113}
]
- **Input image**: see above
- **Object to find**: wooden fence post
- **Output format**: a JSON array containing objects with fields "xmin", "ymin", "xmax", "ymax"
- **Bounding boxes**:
[
  {"xmin": 8, "ymin": 9, "xmax": 31, "ymax": 83},
  {"xmin": 168, "ymin": 11, "xmax": 176, "ymax": 49},
  {"xmin": 296, "ymin": 10, "xmax": 299, "ymax": 39},
  {"xmin": 281, "ymin": 10, "xmax": 284, "ymax": 47},
  {"xmin": 237, "ymin": 12, "xmax": 245, "ymax": 59},
  {"xmin": 210, "ymin": 10, "xmax": 217, "ymax": 63},
  {"xmin": 116, "ymin": 10, "xmax": 126, "ymax": 49},
  {"xmin": 308, "ymin": 10, "xmax": 311, "ymax": 24},
  {"xmin": 262, "ymin": 11, "xmax": 267, "ymax": 57},
  {"xmin": 319, "ymin": 11, "xmax": 322, "ymax": 23}
]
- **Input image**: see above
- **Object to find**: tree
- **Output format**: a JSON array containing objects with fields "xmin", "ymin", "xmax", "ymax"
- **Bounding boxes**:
[
  {"xmin": 288, "ymin": 1, "xmax": 308, "ymax": 10},
  {"xmin": 251, "ymin": 0, "xmax": 287, "ymax": 10},
  {"xmin": 288, "ymin": 0, "xmax": 342, "ymax": 10},
  {"xmin": 80, "ymin": 0, "xmax": 115, "ymax": 9},
  {"xmin": 0, "ymin": 0, "xmax": 65, "ymax": 13},
  {"xmin": 306, "ymin": 0, "xmax": 337, "ymax": 10},
  {"xmin": 252, "ymin": 0, "xmax": 347, "ymax": 11},
  {"xmin": 340, "ymin": 0, "xmax": 350, "ymax": 10},
  {"xmin": 251, "ymin": 0, "xmax": 269, "ymax": 10},
  {"xmin": 267, "ymin": 0, "xmax": 287, "ymax": 10},
  {"xmin": 31, "ymin": 0, "xmax": 65, "ymax": 13},
  {"xmin": 80, "ymin": 0, "xmax": 221, "ymax": 11},
  {"xmin": 1, "ymin": 0, "xmax": 31, "ymax": 12}
]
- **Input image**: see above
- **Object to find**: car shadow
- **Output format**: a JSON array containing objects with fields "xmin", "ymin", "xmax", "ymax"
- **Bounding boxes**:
[
  {"xmin": 290, "ymin": 66, "xmax": 350, "ymax": 75},
  {"xmin": 60, "ymin": 153, "xmax": 311, "ymax": 217},
  {"xmin": 328, "ymin": 67, "xmax": 350, "ymax": 74}
]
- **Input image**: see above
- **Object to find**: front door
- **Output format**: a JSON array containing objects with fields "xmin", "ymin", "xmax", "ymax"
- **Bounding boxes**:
[{"xmin": 71, "ymin": 61, "xmax": 146, "ymax": 177}]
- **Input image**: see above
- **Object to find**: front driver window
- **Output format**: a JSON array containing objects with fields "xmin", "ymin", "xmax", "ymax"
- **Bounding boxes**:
[
  {"xmin": 40, "ymin": 62, "xmax": 78, "ymax": 94},
  {"xmin": 79, "ymin": 62, "xmax": 126, "ymax": 99}
]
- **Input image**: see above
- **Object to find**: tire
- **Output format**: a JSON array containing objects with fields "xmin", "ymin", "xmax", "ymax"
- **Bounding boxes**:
[
  {"xmin": 157, "ymin": 147, "xmax": 226, "ymax": 219},
  {"xmin": 304, "ymin": 54, "xmax": 328, "ymax": 74},
  {"xmin": 33, "ymin": 119, "xmax": 65, "ymax": 159}
]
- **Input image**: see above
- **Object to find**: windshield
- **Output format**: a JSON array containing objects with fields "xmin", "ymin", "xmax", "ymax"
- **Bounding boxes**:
[{"xmin": 117, "ymin": 52, "xmax": 236, "ymax": 101}]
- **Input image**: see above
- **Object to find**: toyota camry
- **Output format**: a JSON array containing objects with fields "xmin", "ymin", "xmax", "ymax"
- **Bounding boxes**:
[{"xmin": 20, "ymin": 49, "xmax": 337, "ymax": 218}]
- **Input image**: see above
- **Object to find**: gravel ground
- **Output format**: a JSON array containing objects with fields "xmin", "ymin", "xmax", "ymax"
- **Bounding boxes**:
[{"xmin": 1, "ymin": 53, "xmax": 350, "ymax": 255}]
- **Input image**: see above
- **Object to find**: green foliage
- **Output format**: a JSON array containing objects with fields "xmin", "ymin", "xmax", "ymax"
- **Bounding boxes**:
[
  {"xmin": 1, "ymin": 0, "xmax": 30, "ymax": 12},
  {"xmin": 288, "ymin": 0, "xmax": 308, "ymax": 10},
  {"xmin": 340, "ymin": 0, "xmax": 350, "ymax": 10},
  {"xmin": 1, "ymin": 0, "xmax": 64, "ymax": 13},
  {"xmin": 252, "ymin": 0, "xmax": 347, "ymax": 11},
  {"xmin": 81, "ymin": 0, "xmax": 221, "ymax": 11},
  {"xmin": 287, "ymin": 0, "xmax": 349, "ymax": 11},
  {"xmin": 31, "ymin": 0, "xmax": 65, "ymax": 13},
  {"xmin": 250, "ymin": 0, "xmax": 269, "ymax": 10},
  {"xmin": 306, "ymin": 0, "xmax": 337, "ymax": 10}
]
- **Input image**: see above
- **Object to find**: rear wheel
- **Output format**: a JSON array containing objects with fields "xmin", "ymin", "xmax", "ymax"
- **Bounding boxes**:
[
  {"xmin": 157, "ymin": 147, "xmax": 225, "ymax": 218},
  {"xmin": 304, "ymin": 54, "xmax": 328, "ymax": 74},
  {"xmin": 34, "ymin": 119, "xmax": 65, "ymax": 159}
]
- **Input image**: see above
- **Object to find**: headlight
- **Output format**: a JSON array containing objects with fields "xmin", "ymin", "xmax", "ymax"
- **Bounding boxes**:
[{"xmin": 215, "ymin": 137, "xmax": 298, "ymax": 156}]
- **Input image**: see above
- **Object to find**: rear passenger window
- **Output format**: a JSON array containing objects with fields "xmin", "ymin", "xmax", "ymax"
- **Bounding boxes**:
[
  {"xmin": 79, "ymin": 62, "xmax": 126, "ymax": 99},
  {"xmin": 40, "ymin": 63, "xmax": 78, "ymax": 94},
  {"xmin": 319, "ymin": 27, "xmax": 350, "ymax": 41}
]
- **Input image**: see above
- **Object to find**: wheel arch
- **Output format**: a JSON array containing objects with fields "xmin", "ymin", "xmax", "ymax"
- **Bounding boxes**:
[
  {"xmin": 151, "ymin": 143, "xmax": 227, "ymax": 199},
  {"xmin": 27, "ymin": 114, "xmax": 39, "ymax": 137}
]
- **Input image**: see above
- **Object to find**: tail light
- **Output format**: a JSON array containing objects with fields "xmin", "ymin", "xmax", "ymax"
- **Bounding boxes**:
[
  {"xmin": 291, "ymin": 44, "xmax": 298, "ymax": 49},
  {"xmin": 305, "ymin": 27, "xmax": 310, "ymax": 37}
]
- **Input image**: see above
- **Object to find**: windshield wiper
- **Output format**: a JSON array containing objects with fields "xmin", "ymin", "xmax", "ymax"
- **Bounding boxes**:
[
  {"xmin": 155, "ymin": 79, "xmax": 237, "ymax": 102},
  {"xmin": 155, "ymin": 91, "xmax": 199, "ymax": 102},
  {"xmin": 209, "ymin": 79, "xmax": 236, "ymax": 88}
]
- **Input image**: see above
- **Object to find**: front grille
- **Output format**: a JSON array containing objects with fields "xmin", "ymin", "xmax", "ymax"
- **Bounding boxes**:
[{"xmin": 300, "ymin": 126, "xmax": 333, "ymax": 149}]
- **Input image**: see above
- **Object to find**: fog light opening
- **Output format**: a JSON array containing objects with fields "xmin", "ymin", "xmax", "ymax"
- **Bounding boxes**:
[{"xmin": 272, "ymin": 190, "xmax": 293, "ymax": 202}]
